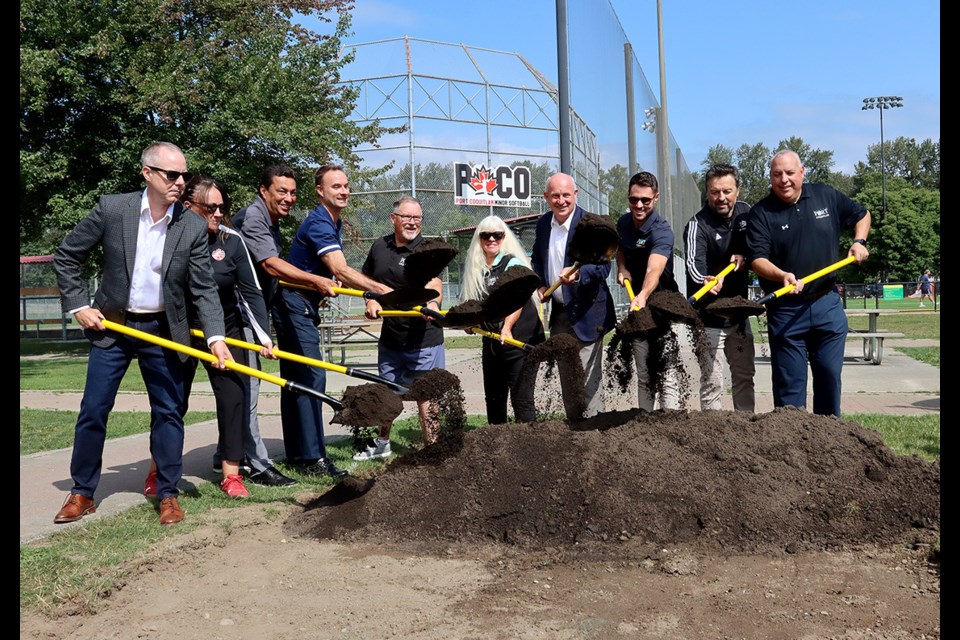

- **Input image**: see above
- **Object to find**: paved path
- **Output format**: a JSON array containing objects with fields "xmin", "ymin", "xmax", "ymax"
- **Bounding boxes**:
[{"xmin": 20, "ymin": 339, "xmax": 939, "ymax": 544}]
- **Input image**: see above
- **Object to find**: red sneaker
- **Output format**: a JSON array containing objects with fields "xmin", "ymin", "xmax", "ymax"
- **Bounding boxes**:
[
  {"xmin": 143, "ymin": 470, "xmax": 157, "ymax": 499},
  {"xmin": 220, "ymin": 474, "xmax": 250, "ymax": 499}
]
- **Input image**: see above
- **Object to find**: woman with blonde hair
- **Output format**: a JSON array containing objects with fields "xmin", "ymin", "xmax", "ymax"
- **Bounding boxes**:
[{"xmin": 460, "ymin": 215, "xmax": 545, "ymax": 424}]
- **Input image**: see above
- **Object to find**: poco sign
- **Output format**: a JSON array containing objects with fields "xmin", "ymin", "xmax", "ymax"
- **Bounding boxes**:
[{"xmin": 453, "ymin": 163, "xmax": 532, "ymax": 207}]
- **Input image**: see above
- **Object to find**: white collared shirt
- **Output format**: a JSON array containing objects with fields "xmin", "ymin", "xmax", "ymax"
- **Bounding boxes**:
[
  {"xmin": 127, "ymin": 191, "xmax": 174, "ymax": 313},
  {"xmin": 547, "ymin": 213, "xmax": 573, "ymax": 303}
]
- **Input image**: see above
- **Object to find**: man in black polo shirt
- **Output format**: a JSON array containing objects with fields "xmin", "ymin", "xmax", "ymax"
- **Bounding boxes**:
[
  {"xmin": 745, "ymin": 150, "xmax": 871, "ymax": 417},
  {"xmin": 615, "ymin": 171, "xmax": 683, "ymax": 411},
  {"xmin": 683, "ymin": 163, "xmax": 755, "ymax": 412},
  {"xmin": 362, "ymin": 196, "xmax": 444, "ymax": 452}
]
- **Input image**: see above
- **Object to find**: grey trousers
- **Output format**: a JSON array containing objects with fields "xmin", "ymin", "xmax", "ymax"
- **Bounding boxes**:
[{"xmin": 698, "ymin": 323, "xmax": 755, "ymax": 412}]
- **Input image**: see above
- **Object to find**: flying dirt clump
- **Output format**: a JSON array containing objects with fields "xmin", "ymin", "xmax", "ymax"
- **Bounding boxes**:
[
  {"xmin": 331, "ymin": 383, "xmax": 404, "ymax": 450},
  {"xmin": 288, "ymin": 407, "xmax": 940, "ymax": 557},
  {"xmin": 521, "ymin": 332, "xmax": 585, "ymax": 419},
  {"xmin": 401, "ymin": 368, "xmax": 467, "ymax": 439},
  {"xmin": 702, "ymin": 295, "xmax": 766, "ymax": 321},
  {"xmin": 403, "ymin": 238, "xmax": 458, "ymax": 286}
]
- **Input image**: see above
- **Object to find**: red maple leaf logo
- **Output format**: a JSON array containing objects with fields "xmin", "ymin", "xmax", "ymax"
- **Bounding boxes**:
[{"xmin": 469, "ymin": 166, "xmax": 497, "ymax": 195}]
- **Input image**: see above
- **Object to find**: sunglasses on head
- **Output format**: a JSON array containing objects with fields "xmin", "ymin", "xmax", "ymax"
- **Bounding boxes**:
[
  {"xmin": 479, "ymin": 231, "xmax": 505, "ymax": 241},
  {"xmin": 148, "ymin": 166, "xmax": 194, "ymax": 183},
  {"xmin": 628, "ymin": 196, "xmax": 655, "ymax": 206}
]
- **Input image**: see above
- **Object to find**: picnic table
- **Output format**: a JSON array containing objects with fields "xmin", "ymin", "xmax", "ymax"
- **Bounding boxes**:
[{"xmin": 844, "ymin": 308, "xmax": 904, "ymax": 365}]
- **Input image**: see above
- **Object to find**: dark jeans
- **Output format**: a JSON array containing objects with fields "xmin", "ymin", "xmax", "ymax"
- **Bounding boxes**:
[
  {"xmin": 272, "ymin": 289, "xmax": 328, "ymax": 462},
  {"xmin": 767, "ymin": 292, "xmax": 847, "ymax": 417},
  {"xmin": 71, "ymin": 316, "xmax": 187, "ymax": 499}
]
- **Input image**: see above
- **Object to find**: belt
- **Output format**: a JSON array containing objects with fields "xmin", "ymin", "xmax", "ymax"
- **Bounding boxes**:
[{"xmin": 125, "ymin": 311, "xmax": 164, "ymax": 322}]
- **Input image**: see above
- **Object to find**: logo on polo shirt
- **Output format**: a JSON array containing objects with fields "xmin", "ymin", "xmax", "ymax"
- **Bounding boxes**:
[
  {"xmin": 635, "ymin": 238, "xmax": 647, "ymax": 248},
  {"xmin": 814, "ymin": 208, "xmax": 830, "ymax": 219},
  {"xmin": 781, "ymin": 224, "xmax": 789, "ymax": 231},
  {"xmin": 738, "ymin": 220, "xmax": 747, "ymax": 230},
  {"xmin": 211, "ymin": 248, "xmax": 226, "ymax": 261},
  {"xmin": 398, "ymin": 257, "xmax": 406, "ymax": 267},
  {"xmin": 715, "ymin": 233, "xmax": 722, "ymax": 241}
]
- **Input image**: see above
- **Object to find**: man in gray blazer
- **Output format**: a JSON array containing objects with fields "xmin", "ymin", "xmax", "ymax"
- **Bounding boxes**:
[{"xmin": 53, "ymin": 142, "xmax": 232, "ymax": 526}]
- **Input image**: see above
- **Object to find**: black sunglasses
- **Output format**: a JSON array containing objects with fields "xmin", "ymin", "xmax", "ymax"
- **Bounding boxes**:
[
  {"xmin": 628, "ymin": 196, "xmax": 655, "ymax": 206},
  {"xmin": 192, "ymin": 202, "xmax": 226, "ymax": 216},
  {"xmin": 479, "ymin": 231, "xmax": 505, "ymax": 241},
  {"xmin": 148, "ymin": 166, "xmax": 194, "ymax": 183}
]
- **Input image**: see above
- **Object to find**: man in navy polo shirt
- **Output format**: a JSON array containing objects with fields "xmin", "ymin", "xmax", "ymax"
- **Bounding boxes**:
[
  {"xmin": 615, "ymin": 171, "xmax": 683, "ymax": 411},
  {"xmin": 276, "ymin": 165, "xmax": 390, "ymax": 476},
  {"xmin": 746, "ymin": 150, "xmax": 871, "ymax": 417},
  {"xmin": 683, "ymin": 163, "xmax": 755, "ymax": 412}
]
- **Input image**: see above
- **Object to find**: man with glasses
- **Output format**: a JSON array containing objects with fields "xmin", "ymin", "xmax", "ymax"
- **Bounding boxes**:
[
  {"xmin": 682, "ymin": 164, "xmax": 755, "ymax": 412},
  {"xmin": 53, "ymin": 142, "xmax": 232, "ymax": 526},
  {"xmin": 615, "ymin": 171, "xmax": 683, "ymax": 411},
  {"xmin": 531, "ymin": 173, "xmax": 615, "ymax": 419},
  {"xmin": 362, "ymin": 195, "xmax": 445, "ymax": 452},
  {"xmin": 274, "ymin": 165, "xmax": 390, "ymax": 476}
]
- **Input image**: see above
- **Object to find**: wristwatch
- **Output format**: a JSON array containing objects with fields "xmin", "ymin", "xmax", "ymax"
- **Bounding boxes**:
[{"xmin": 852, "ymin": 238, "xmax": 867, "ymax": 247}]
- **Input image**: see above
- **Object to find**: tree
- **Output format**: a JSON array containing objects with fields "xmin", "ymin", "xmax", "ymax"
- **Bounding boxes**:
[
  {"xmin": 854, "ymin": 136, "xmax": 940, "ymax": 190},
  {"xmin": 599, "ymin": 163, "xmax": 631, "ymax": 217},
  {"xmin": 733, "ymin": 142, "xmax": 772, "ymax": 206},
  {"xmin": 20, "ymin": 0, "xmax": 387, "ymax": 254},
  {"xmin": 695, "ymin": 144, "xmax": 736, "ymax": 196},
  {"xmin": 846, "ymin": 173, "xmax": 940, "ymax": 281}
]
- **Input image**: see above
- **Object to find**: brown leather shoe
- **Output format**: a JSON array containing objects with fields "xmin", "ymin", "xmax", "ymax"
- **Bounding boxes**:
[
  {"xmin": 54, "ymin": 494, "xmax": 96, "ymax": 524},
  {"xmin": 158, "ymin": 496, "xmax": 184, "ymax": 525}
]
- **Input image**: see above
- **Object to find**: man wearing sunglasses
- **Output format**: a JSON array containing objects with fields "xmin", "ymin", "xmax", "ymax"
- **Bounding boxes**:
[
  {"xmin": 53, "ymin": 142, "xmax": 232, "ymax": 526},
  {"xmin": 531, "ymin": 173, "xmax": 615, "ymax": 419},
  {"xmin": 682, "ymin": 164, "xmax": 755, "ymax": 412},
  {"xmin": 615, "ymin": 171, "xmax": 683, "ymax": 411}
]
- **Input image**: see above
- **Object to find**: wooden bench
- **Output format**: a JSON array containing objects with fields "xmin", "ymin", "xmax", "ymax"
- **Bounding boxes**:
[
  {"xmin": 318, "ymin": 319, "xmax": 380, "ymax": 368},
  {"xmin": 20, "ymin": 316, "xmax": 73, "ymax": 339}
]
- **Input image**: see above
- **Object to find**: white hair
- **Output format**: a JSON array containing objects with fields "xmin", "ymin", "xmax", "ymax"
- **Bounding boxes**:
[{"xmin": 459, "ymin": 216, "xmax": 531, "ymax": 302}]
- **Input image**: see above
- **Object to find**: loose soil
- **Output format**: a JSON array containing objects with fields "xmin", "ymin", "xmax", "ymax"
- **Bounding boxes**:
[
  {"xmin": 403, "ymin": 238, "xmax": 458, "ymax": 285},
  {"xmin": 522, "ymin": 333, "xmax": 586, "ymax": 419},
  {"xmin": 570, "ymin": 213, "xmax": 619, "ymax": 263},
  {"xmin": 704, "ymin": 294, "xmax": 766, "ymax": 321},
  {"xmin": 22, "ymin": 406, "xmax": 940, "ymax": 640}
]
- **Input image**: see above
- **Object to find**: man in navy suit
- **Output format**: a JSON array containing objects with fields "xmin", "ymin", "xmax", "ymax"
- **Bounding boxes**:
[
  {"xmin": 53, "ymin": 142, "xmax": 231, "ymax": 526},
  {"xmin": 531, "ymin": 173, "xmax": 615, "ymax": 419}
]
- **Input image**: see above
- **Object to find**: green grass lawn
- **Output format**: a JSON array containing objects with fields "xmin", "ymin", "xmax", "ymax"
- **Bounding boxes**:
[{"xmin": 20, "ymin": 409, "xmax": 217, "ymax": 456}]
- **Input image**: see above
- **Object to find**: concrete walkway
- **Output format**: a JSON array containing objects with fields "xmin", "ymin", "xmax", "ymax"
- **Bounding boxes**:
[{"xmin": 20, "ymin": 339, "xmax": 939, "ymax": 544}]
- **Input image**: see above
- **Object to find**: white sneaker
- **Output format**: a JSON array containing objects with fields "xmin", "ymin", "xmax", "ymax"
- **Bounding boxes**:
[
  {"xmin": 919, "ymin": 303, "xmax": 925, "ymax": 308},
  {"xmin": 353, "ymin": 439, "xmax": 392, "ymax": 461}
]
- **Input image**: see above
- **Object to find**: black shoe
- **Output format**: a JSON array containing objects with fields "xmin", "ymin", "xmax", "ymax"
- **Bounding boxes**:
[
  {"xmin": 248, "ymin": 466, "xmax": 299, "ymax": 487},
  {"xmin": 304, "ymin": 458, "xmax": 349, "ymax": 479}
]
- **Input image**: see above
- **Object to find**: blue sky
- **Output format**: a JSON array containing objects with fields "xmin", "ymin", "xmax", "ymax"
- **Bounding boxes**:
[{"xmin": 338, "ymin": 0, "xmax": 939, "ymax": 175}]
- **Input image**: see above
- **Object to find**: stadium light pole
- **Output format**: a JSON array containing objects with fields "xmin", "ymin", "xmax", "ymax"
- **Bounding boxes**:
[{"xmin": 861, "ymin": 96, "xmax": 903, "ymax": 214}]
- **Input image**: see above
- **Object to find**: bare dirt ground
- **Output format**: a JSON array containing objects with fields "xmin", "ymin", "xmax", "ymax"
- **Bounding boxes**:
[{"xmin": 21, "ymin": 408, "xmax": 939, "ymax": 640}]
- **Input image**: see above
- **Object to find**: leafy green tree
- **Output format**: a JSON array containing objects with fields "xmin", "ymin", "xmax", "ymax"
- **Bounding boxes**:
[
  {"xmin": 846, "ymin": 174, "xmax": 940, "ymax": 281},
  {"xmin": 599, "ymin": 163, "xmax": 631, "ymax": 217},
  {"xmin": 733, "ymin": 142, "xmax": 773, "ymax": 206},
  {"xmin": 695, "ymin": 144, "xmax": 736, "ymax": 197},
  {"xmin": 854, "ymin": 136, "xmax": 940, "ymax": 190},
  {"xmin": 20, "ymin": 0, "xmax": 386, "ymax": 254}
]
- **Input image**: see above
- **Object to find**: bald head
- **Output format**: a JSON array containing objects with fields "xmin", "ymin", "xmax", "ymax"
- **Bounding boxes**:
[
  {"xmin": 544, "ymin": 172, "xmax": 578, "ymax": 223},
  {"xmin": 769, "ymin": 150, "xmax": 805, "ymax": 204}
]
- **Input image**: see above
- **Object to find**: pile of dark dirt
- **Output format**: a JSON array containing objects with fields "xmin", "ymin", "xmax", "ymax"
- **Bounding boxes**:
[
  {"xmin": 403, "ymin": 238, "xmax": 458, "ymax": 286},
  {"xmin": 289, "ymin": 408, "xmax": 939, "ymax": 557}
]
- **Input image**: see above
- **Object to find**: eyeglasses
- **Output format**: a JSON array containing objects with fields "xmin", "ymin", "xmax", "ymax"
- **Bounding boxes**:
[
  {"xmin": 479, "ymin": 231, "xmax": 505, "ymax": 241},
  {"xmin": 148, "ymin": 166, "xmax": 194, "ymax": 183},
  {"xmin": 628, "ymin": 196, "xmax": 656, "ymax": 206},
  {"xmin": 392, "ymin": 213, "xmax": 423, "ymax": 224},
  {"xmin": 192, "ymin": 202, "xmax": 226, "ymax": 216}
]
